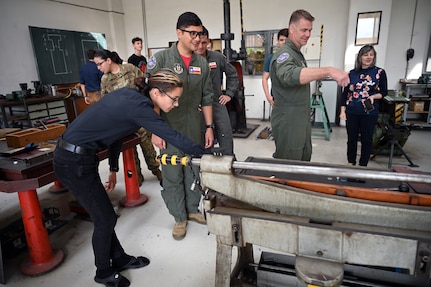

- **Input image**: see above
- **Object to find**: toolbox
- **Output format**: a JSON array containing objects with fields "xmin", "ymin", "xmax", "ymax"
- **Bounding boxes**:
[{"xmin": 5, "ymin": 123, "xmax": 65, "ymax": 148}]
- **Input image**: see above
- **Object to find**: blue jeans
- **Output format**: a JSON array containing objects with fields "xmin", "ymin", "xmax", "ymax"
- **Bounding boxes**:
[{"xmin": 53, "ymin": 147, "xmax": 126, "ymax": 270}]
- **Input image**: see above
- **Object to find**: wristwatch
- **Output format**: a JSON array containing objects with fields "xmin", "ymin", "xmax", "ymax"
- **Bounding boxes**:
[
  {"xmin": 110, "ymin": 167, "xmax": 119, "ymax": 172},
  {"xmin": 206, "ymin": 124, "xmax": 215, "ymax": 129}
]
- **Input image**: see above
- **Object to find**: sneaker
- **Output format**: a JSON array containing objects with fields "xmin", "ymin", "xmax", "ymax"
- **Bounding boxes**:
[
  {"xmin": 172, "ymin": 221, "xmax": 187, "ymax": 240},
  {"xmin": 187, "ymin": 212, "xmax": 206, "ymax": 225},
  {"xmin": 152, "ymin": 169, "xmax": 162, "ymax": 181}
]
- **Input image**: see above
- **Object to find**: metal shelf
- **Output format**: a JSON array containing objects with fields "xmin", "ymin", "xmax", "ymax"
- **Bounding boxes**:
[
  {"xmin": 0, "ymin": 95, "xmax": 68, "ymax": 128},
  {"xmin": 400, "ymin": 81, "xmax": 431, "ymax": 128}
]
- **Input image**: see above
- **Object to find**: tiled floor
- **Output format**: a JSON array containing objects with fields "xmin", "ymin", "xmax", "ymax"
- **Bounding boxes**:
[{"xmin": 0, "ymin": 119, "xmax": 430, "ymax": 286}]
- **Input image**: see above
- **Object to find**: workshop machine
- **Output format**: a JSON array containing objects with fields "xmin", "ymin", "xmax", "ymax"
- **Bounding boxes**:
[
  {"xmin": 160, "ymin": 154, "xmax": 431, "ymax": 286},
  {"xmin": 221, "ymin": 0, "xmax": 248, "ymax": 134}
]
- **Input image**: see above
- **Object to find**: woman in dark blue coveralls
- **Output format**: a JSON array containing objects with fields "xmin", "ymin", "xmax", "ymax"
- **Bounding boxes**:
[{"xmin": 53, "ymin": 68, "xmax": 204, "ymax": 287}]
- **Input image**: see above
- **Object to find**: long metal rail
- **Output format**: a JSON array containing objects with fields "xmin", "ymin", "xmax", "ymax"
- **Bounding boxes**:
[{"xmin": 189, "ymin": 158, "xmax": 431, "ymax": 184}]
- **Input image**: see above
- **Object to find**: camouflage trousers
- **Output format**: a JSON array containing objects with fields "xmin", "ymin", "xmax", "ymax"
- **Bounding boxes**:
[{"xmin": 134, "ymin": 127, "xmax": 160, "ymax": 176}]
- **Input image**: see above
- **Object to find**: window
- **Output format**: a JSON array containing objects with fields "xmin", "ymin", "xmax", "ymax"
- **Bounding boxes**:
[
  {"xmin": 355, "ymin": 11, "xmax": 382, "ymax": 46},
  {"xmin": 244, "ymin": 30, "xmax": 280, "ymax": 75},
  {"xmin": 426, "ymin": 32, "xmax": 431, "ymax": 73}
]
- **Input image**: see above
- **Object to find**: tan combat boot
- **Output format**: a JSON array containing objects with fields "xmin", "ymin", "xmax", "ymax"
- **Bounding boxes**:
[
  {"xmin": 187, "ymin": 212, "xmax": 206, "ymax": 225},
  {"xmin": 172, "ymin": 220, "xmax": 187, "ymax": 240}
]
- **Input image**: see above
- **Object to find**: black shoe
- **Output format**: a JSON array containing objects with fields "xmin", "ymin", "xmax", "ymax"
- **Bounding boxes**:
[
  {"xmin": 94, "ymin": 272, "xmax": 130, "ymax": 287},
  {"xmin": 115, "ymin": 256, "xmax": 150, "ymax": 272}
]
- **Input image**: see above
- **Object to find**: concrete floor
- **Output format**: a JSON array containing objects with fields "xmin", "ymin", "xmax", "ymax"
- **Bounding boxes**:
[{"xmin": 0, "ymin": 119, "xmax": 430, "ymax": 286}]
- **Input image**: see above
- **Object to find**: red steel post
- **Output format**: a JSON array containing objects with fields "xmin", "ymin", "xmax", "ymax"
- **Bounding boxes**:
[
  {"xmin": 48, "ymin": 180, "xmax": 67, "ymax": 193},
  {"xmin": 119, "ymin": 147, "xmax": 148, "ymax": 207},
  {"xmin": 18, "ymin": 189, "xmax": 64, "ymax": 275}
]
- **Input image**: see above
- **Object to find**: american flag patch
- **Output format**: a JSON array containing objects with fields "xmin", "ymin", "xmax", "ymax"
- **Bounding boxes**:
[
  {"xmin": 209, "ymin": 62, "xmax": 217, "ymax": 69},
  {"xmin": 189, "ymin": 66, "xmax": 201, "ymax": 74}
]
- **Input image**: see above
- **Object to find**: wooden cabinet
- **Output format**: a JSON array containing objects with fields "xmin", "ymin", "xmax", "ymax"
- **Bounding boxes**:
[
  {"xmin": 64, "ymin": 96, "xmax": 89, "ymax": 123},
  {"xmin": 400, "ymin": 81, "xmax": 431, "ymax": 127},
  {"xmin": 0, "ymin": 95, "xmax": 68, "ymax": 128}
]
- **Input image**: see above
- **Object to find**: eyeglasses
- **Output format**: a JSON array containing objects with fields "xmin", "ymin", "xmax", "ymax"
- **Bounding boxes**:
[
  {"xmin": 180, "ymin": 29, "xmax": 205, "ymax": 39},
  {"xmin": 95, "ymin": 60, "xmax": 105, "ymax": 67},
  {"xmin": 161, "ymin": 90, "xmax": 179, "ymax": 104}
]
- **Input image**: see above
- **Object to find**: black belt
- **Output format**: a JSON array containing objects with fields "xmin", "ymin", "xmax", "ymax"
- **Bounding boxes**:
[{"xmin": 58, "ymin": 139, "xmax": 96, "ymax": 156}]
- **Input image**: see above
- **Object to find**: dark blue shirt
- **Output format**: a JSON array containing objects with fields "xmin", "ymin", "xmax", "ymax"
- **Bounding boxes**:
[
  {"xmin": 263, "ymin": 54, "xmax": 273, "ymax": 73},
  {"xmin": 61, "ymin": 87, "xmax": 204, "ymax": 168},
  {"xmin": 341, "ymin": 66, "xmax": 388, "ymax": 116},
  {"xmin": 79, "ymin": 61, "xmax": 103, "ymax": 92}
]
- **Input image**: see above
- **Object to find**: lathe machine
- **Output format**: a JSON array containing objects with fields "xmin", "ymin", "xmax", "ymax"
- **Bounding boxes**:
[{"xmin": 182, "ymin": 155, "xmax": 431, "ymax": 287}]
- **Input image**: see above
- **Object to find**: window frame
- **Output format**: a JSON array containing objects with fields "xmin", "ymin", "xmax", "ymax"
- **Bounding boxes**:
[
  {"xmin": 243, "ymin": 29, "xmax": 280, "ymax": 75},
  {"xmin": 354, "ymin": 11, "xmax": 382, "ymax": 46}
]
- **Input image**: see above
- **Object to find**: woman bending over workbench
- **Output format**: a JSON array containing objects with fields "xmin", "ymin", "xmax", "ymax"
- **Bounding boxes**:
[{"xmin": 53, "ymin": 68, "xmax": 204, "ymax": 287}]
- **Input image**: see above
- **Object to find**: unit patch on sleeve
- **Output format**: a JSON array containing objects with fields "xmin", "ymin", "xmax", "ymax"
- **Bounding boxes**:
[
  {"xmin": 147, "ymin": 56, "xmax": 157, "ymax": 70},
  {"xmin": 276, "ymin": 53, "xmax": 290, "ymax": 63}
]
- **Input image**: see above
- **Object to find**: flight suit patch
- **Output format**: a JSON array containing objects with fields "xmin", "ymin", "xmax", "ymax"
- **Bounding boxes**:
[
  {"xmin": 276, "ymin": 53, "xmax": 289, "ymax": 63},
  {"xmin": 209, "ymin": 62, "xmax": 217, "ymax": 69},
  {"xmin": 173, "ymin": 63, "xmax": 184, "ymax": 74},
  {"xmin": 147, "ymin": 56, "xmax": 156, "ymax": 70},
  {"xmin": 189, "ymin": 66, "xmax": 201, "ymax": 74}
]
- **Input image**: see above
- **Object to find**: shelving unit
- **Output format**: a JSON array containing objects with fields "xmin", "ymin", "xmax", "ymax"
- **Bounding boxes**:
[
  {"xmin": 244, "ymin": 30, "xmax": 279, "ymax": 75},
  {"xmin": 400, "ymin": 80, "xmax": 431, "ymax": 128},
  {"xmin": 0, "ymin": 95, "xmax": 68, "ymax": 129}
]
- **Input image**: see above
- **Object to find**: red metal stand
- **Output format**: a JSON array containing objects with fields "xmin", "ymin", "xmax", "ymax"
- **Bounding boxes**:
[
  {"xmin": 119, "ymin": 147, "xmax": 148, "ymax": 207},
  {"xmin": 48, "ymin": 180, "xmax": 68, "ymax": 193},
  {"xmin": 18, "ymin": 189, "xmax": 64, "ymax": 276}
]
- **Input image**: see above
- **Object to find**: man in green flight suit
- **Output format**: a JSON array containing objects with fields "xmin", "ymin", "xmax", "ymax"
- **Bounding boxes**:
[
  {"xmin": 270, "ymin": 9, "xmax": 349, "ymax": 161},
  {"xmin": 147, "ymin": 12, "xmax": 214, "ymax": 240},
  {"xmin": 196, "ymin": 26, "xmax": 239, "ymax": 155}
]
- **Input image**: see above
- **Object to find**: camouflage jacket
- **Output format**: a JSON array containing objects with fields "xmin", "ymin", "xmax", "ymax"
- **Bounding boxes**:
[{"xmin": 101, "ymin": 63, "xmax": 143, "ymax": 95}]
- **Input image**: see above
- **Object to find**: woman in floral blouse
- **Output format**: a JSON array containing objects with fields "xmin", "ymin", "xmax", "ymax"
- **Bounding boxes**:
[{"xmin": 340, "ymin": 45, "xmax": 388, "ymax": 166}]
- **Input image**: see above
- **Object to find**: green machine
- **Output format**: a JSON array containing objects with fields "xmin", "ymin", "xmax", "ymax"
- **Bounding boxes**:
[{"xmin": 371, "ymin": 92, "xmax": 417, "ymax": 169}]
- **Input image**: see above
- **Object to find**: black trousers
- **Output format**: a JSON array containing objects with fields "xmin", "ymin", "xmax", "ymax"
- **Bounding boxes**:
[
  {"xmin": 346, "ymin": 112, "xmax": 378, "ymax": 166},
  {"xmin": 53, "ymin": 147, "xmax": 126, "ymax": 270}
]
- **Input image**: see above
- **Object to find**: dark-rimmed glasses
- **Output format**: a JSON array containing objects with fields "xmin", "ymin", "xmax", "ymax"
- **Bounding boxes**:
[
  {"xmin": 179, "ymin": 29, "xmax": 205, "ymax": 39},
  {"xmin": 95, "ymin": 60, "xmax": 106, "ymax": 67},
  {"xmin": 161, "ymin": 90, "xmax": 179, "ymax": 104}
]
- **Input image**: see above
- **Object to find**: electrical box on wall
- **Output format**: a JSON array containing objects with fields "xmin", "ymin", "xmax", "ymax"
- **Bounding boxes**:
[{"xmin": 301, "ymin": 37, "xmax": 321, "ymax": 60}]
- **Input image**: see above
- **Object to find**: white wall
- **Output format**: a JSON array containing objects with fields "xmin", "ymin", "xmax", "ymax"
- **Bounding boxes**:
[
  {"xmin": 123, "ymin": 0, "xmax": 146, "ymax": 57},
  {"xmin": 0, "ymin": 0, "xmax": 430, "ymax": 120},
  {"xmin": 136, "ymin": 0, "xmax": 430, "ymax": 118},
  {"xmin": 385, "ymin": 0, "xmax": 431, "ymax": 87},
  {"xmin": 344, "ymin": 0, "xmax": 392, "ymax": 72},
  {"xmin": 0, "ymin": 0, "xmax": 126, "ymax": 95},
  {"xmin": 349, "ymin": 0, "xmax": 431, "ymax": 91},
  {"xmin": 140, "ymin": 0, "xmax": 350, "ymax": 119}
]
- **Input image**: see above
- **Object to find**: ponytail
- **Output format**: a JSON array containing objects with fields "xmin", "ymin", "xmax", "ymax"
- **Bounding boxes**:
[
  {"xmin": 135, "ymin": 76, "xmax": 151, "ymax": 97},
  {"xmin": 93, "ymin": 49, "xmax": 123, "ymax": 64},
  {"xmin": 135, "ymin": 68, "xmax": 183, "ymax": 98}
]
